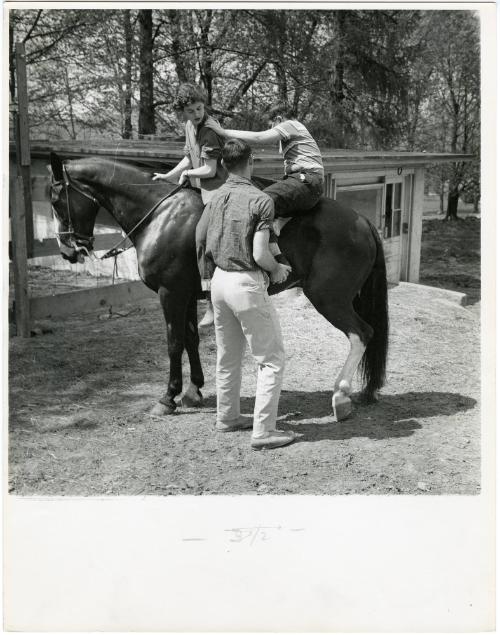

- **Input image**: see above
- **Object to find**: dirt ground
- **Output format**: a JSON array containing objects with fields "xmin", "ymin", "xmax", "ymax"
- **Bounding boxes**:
[{"xmin": 8, "ymin": 218, "xmax": 481, "ymax": 496}]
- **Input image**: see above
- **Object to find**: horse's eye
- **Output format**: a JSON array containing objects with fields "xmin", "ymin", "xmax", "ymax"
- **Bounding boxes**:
[{"xmin": 51, "ymin": 184, "xmax": 63, "ymax": 203}]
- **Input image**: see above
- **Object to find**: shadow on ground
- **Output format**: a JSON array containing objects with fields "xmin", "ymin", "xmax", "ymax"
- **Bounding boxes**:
[{"xmin": 201, "ymin": 389, "xmax": 477, "ymax": 443}]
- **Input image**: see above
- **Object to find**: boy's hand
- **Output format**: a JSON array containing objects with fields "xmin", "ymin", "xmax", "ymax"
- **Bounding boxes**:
[
  {"xmin": 204, "ymin": 119, "xmax": 227, "ymax": 137},
  {"xmin": 179, "ymin": 170, "xmax": 191, "ymax": 185},
  {"xmin": 152, "ymin": 173, "xmax": 168, "ymax": 181},
  {"xmin": 270, "ymin": 263, "xmax": 291, "ymax": 284}
]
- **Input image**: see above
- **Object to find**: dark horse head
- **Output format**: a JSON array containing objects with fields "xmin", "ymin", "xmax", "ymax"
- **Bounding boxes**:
[{"xmin": 49, "ymin": 151, "xmax": 101, "ymax": 264}]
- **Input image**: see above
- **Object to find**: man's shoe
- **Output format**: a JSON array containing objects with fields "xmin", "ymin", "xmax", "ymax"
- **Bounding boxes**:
[
  {"xmin": 251, "ymin": 430, "xmax": 296, "ymax": 450},
  {"xmin": 215, "ymin": 416, "xmax": 253, "ymax": 432}
]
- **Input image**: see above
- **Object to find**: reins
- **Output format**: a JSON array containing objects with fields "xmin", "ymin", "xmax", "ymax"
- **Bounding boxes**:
[{"xmin": 99, "ymin": 181, "xmax": 187, "ymax": 260}]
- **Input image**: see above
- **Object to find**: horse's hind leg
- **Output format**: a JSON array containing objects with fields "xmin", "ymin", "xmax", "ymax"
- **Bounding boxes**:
[
  {"xmin": 332, "ymin": 314, "xmax": 373, "ymax": 421},
  {"xmin": 334, "ymin": 331, "xmax": 370, "ymax": 393},
  {"xmin": 151, "ymin": 286, "xmax": 188, "ymax": 416},
  {"xmin": 182, "ymin": 294, "xmax": 205, "ymax": 407},
  {"xmin": 304, "ymin": 288, "xmax": 373, "ymax": 420}
]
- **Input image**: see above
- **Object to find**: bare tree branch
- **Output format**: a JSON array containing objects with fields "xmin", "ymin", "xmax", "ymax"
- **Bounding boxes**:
[{"xmin": 23, "ymin": 9, "xmax": 43, "ymax": 42}]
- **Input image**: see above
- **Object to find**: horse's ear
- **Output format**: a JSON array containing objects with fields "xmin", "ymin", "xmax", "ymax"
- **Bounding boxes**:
[{"xmin": 50, "ymin": 151, "xmax": 64, "ymax": 181}]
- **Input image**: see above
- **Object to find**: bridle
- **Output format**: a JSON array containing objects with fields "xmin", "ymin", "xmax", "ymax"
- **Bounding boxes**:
[
  {"xmin": 51, "ymin": 164, "xmax": 99, "ymax": 256},
  {"xmin": 51, "ymin": 163, "xmax": 189, "ymax": 260}
]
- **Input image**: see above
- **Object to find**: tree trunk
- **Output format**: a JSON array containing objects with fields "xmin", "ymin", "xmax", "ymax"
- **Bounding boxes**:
[
  {"xmin": 439, "ymin": 175, "xmax": 445, "ymax": 213},
  {"xmin": 122, "ymin": 10, "xmax": 133, "ymax": 139},
  {"xmin": 292, "ymin": 88, "xmax": 302, "ymax": 118},
  {"xmin": 138, "ymin": 9, "xmax": 155, "ymax": 136},
  {"xmin": 445, "ymin": 190, "xmax": 460, "ymax": 220},
  {"xmin": 334, "ymin": 60, "xmax": 345, "ymax": 104},
  {"xmin": 9, "ymin": 22, "xmax": 17, "ymax": 101},
  {"xmin": 167, "ymin": 10, "xmax": 190, "ymax": 83},
  {"xmin": 275, "ymin": 62, "xmax": 288, "ymax": 103},
  {"xmin": 329, "ymin": 12, "xmax": 347, "ymax": 140},
  {"xmin": 63, "ymin": 66, "xmax": 76, "ymax": 139},
  {"xmin": 196, "ymin": 11, "xmax": 214, "ymax": 106},
  {"xmin": 200, "ymin": 46, "xmax": 214, "ymax": 106}
]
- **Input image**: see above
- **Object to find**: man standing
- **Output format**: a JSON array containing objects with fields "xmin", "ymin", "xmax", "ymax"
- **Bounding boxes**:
[{"xmin": 205, "ymin": 139, "xmax": 296, "ymax": 450}]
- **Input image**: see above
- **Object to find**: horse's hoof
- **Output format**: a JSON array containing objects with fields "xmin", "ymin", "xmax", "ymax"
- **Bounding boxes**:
[
  {"xmin": 151, "ymin": 402, "xmax": 176, "ymax": 416},
  {"xmin": 332, "ymin": 391, "xmax": 352, "ymax": 422},
  {"xmin": 198, "ymin": 310, "xmax": 214, "ymax": 328},
  {"xmin": 182, "ymin": 390, "xmax": 204, "ymax": 408}
]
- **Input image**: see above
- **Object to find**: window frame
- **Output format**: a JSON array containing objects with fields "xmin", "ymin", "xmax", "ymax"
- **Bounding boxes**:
[
  {"xmin": 334, "ymin": 182, "xmax": 384, "ymax": 230},
  {"xmin": 383, "ymin": 178, "xmax": 404, "ymax": 239}
]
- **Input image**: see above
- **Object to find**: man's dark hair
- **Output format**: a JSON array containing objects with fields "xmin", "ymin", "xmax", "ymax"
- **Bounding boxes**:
[
  {"xmin": 173, "ymin": 83, "xmax": 207, "ymax": 111},
  {"xmin": 222, "ymin": 139, "xmax": 252, "ymax": 170}
]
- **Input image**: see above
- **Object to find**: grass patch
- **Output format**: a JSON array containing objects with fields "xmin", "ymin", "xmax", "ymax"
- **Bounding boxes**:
[{"xmin": 419, "ymin": 217, "xmax": 480, "ymax": 304}]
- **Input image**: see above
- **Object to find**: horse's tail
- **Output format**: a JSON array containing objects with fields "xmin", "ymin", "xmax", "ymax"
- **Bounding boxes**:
[{"xmin": 354, "ymin": 220, "xmax": 389, "ymax": 398}]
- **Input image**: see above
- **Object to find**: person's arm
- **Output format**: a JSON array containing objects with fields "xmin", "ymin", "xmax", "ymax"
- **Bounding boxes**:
[
  {"xmin": 253, "ymin": 230, "xmax": 291, "ymax": 284},
  {"xmin": 179, "ymin": 158, "xmax": 217, "ymax": 185},
  {"xmin": 204, "ymin": 118, "xmax": 281, "ymax": 146},
  {"xmin": 153, "ymin": 156, "xmax": 191, "ymax": 182}
]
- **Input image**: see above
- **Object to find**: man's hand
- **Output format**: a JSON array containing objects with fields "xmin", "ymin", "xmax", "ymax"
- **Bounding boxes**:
[
  {"xmin": 204, "ymin": 118, "xmax": 227, "ymax": 137},
  {"xmin": 270, "ymin": 263, "xmax": 292, "ymax": 284}
]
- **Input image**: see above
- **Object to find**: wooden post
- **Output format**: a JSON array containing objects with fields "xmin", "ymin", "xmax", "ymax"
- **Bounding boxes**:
[
  {"xmin": 408, "ymin": 167, "xmax": 425, "ymax": 283},
  {"xmin": 10, "ymin": 177, "xmax": 31, "ymax": 337},
  {"xmin": 14, "ymin": 42, "xmax": 34, "ymax": 257}
]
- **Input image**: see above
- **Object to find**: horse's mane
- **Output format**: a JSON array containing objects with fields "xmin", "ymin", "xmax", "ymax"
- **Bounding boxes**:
[
  {"xmin": 69, "ymin": 156, "xmax": 175, "ymax": 183},
  {"xmin": 69, "ymin": 156, "xmax": 277, "ymax": 191}
]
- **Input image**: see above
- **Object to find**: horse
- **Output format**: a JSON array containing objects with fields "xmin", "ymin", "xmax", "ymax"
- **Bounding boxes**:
[{"xmin": 48, "ymin": 151, "xmax": 388, "ymax": 421}]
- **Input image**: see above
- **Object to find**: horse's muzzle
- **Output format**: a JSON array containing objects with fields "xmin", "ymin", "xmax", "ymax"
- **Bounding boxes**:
[{"xmin": 60, "ymin": 244, "xmax": 85, "ymax": 264}]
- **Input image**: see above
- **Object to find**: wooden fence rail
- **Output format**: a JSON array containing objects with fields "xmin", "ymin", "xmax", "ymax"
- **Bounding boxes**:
[
  {"xmin": 30, "ymin": 281, "xmax": 156, "ymax": 321},
  {"xmin": 30, "ymin": 233, "xmax": 129, "ymax": 258}
]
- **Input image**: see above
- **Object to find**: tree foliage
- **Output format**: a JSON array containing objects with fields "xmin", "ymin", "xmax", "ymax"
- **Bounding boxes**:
[{"xmin": 9, "ymin": 8, "xmax": 480, "ymax": 202}]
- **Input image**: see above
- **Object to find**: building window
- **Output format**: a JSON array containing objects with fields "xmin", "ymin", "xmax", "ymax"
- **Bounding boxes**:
[
  {"xmin": 384, "ymin": 181, "xmax": 402, "ymax": 238},
  {"xmin": 385, "ymin": 184, "xmax": 393, "ymax": 237},
  {"xmin": 335, "ymin": 184, "xmax": 383, "ymax": 229}
]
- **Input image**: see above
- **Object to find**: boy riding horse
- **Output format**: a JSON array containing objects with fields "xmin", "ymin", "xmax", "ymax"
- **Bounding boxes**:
[{"xmin": 204, "ymin": 102, "xmax": 325, "ymax": 235}]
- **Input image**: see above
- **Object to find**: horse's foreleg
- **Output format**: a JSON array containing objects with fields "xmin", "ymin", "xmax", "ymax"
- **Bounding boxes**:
[
  {"xmin": 152, "ymin": 286, "xmax": 187, "ymax": 416},
  {"xmin": 182, "ymin": 294, "xmax": 205, "ymax": 408}
]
